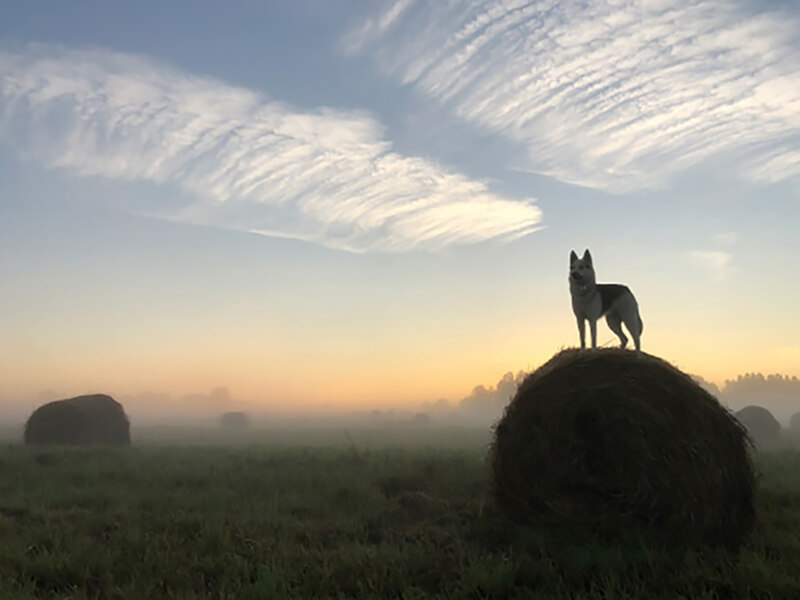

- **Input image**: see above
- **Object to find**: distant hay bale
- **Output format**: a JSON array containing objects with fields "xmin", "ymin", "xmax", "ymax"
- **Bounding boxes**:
[
  {"xmin": 24, "ymin": 394, "xmax": 131, "ymax": 446},
  {"xmin": 490, "ymin": 348, "xmax": 756, "ymax": 550},
  {"xmin": 735, "ymin": 405, "xmax": 781, "ymax": 449},
  {"xmin": 219, "ymin": 411, "xmax": 250, "ymax": 430},
  {"xmin": 791, "ymin": 411, "xmax": 800, "ymax": 431}
]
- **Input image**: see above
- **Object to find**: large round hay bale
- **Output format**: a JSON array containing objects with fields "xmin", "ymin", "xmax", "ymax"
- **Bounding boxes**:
[
  {"xmin": 735, "ymin": 405, "xmax": 781, "ymax": 449},
  {"xmin": 490, "ymin": 348, "xmax": 755, "ymax": 549},
  {"xmin": 23, "ymin": 401, "xmax": 94, "ymax": 445},
  {"xmin": 24, "ymin": 394, "xmax": 131, "ymax": 445}
]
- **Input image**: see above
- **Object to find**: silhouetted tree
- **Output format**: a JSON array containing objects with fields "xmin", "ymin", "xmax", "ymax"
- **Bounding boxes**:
[
  {"xmin": 410, "ymin": 412, "xmax": 431, "ymax": 426},
  {"xmin": 723, "ymin": 373, "xmax": 800, "ymax": 424},
  {"xmin": 691, "ymin": 375, "xmax": 722, "ymax": 398},
  {"xmin": 368, "ymin": 409, "xmax": 396, "ymax": 422},
  {"xmin": 459, "ymin": 371, "xmax": 526, "ymax": 420}
]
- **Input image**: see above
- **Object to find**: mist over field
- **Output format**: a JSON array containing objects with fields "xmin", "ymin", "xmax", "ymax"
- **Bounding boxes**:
[{"xmin": 3, "ymin": 367, "xmax": 799, "ymax": 441}]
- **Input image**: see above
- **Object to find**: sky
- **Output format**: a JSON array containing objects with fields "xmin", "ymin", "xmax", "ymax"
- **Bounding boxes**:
[{"xmin": 1, "ymin": 0, "xmax": 799, "ymax": 421}]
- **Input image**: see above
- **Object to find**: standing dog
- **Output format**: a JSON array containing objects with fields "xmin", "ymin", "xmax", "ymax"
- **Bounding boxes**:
[{"xmin": 569, "ymin": 249, "xmax": 643, "ymax": 352}]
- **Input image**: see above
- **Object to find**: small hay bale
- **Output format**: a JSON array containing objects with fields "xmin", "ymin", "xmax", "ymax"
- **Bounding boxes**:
[
  {"xmin": 735, "ymin": 405, "xmax": 781, "ymax": 449},
  {"xmin": 24, "ymin": 394, "xmax": 131, "ymax": 446},
  {"xmin": 219, "ymin": 411, "xmax": 250, "ymax": 430},
  {"xmin": 790, "ymin": 411, "xmax": 800, "ymax": 431},
  {"xmin": 490, "ymin": 348, "xmax": 755, "ymax": 550}
]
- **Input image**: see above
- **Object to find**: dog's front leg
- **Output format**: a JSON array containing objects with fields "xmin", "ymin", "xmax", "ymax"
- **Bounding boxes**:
[
  {"xmin": 589, "ymin": 319, "xmax": 598, "ymax": 350},
  {"xmin": 577, "ymin": 317, "xmax": 586, "ymax": 350}
]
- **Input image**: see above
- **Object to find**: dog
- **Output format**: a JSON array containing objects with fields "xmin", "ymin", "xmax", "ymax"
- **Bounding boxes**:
[{"xmin": 569, "ymin": 249, "xmax": 643, "ymax": 352}]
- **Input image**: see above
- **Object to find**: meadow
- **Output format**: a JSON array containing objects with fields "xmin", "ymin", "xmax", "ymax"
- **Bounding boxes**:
[{"xmin": 1, "ymin": 425, "xmax": 799, "ymax": 599}]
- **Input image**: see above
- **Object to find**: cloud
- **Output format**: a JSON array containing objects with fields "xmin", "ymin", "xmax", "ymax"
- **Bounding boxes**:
[
  {"xmin": 0, "ymin": 45, "xmax": 542, "ymax": 252},
  {"xmin": 687, "ymin": 249, "xmax": 734, "ymax": 281},
  {"xmin": 341, "ymin": 0, "xmax": 417, "ymax": 55},
  {"xmin": 344, "ymin": 0, "xmax": 800, "ymax": 192},
  {"xmin": 712, "ymin": 232, "xmax": 738, "ymax": 244}
]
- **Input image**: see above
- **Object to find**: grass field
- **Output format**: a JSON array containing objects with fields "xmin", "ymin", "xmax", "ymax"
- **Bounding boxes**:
[{"xmin": 1, "ymin": 426, "xmax": 799, "ymax": 599}]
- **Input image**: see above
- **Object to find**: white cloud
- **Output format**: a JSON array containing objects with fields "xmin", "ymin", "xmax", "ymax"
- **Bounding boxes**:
[
  {"xmin": 0, "ymin": 45, "xmax": 542, "ymax": 253},
  {"xmin": 688, "ymin": 250, "xmax": 734, "ymax": 281},
  {"xmin": 712, "ymin": 232, "xmax": 738, "ymax": 245},
  {"xmin": 341, "ymin": 0, "xmax": 418, "ymax": 55},
  {"xmin": 345, "ymin": 0, "xmax": 800, "ymax": 192}
]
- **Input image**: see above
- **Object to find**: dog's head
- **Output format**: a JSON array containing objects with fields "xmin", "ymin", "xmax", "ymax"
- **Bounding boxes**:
[{"xmin": 569, "ymin": 249, "xmax": 596, "ymax": 286}]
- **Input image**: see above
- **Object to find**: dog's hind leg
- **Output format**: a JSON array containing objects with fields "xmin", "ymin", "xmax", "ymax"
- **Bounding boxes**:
[
  {"xmin": 606, "ymin": 312, "xmax": 628, "ymax": 349},
  {"xmin": 623, "ymin": 314, "xmax": 642, "ymax": 353}
]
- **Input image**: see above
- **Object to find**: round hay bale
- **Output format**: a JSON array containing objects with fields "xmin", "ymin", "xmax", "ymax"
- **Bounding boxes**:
[
  {"xmin": 490, "ymin": 348, "xmax": 755, "ymax": 550},
  {"xmin": 24, "ymin": 394, "xmax": 131, "ymax": 446},
  {"xmin": 23, "ymin": 401, "xmax": 93, "ymax": 445},
  {"xmin": 735, "ymin": 405, "xmax": 781, "ymax": 449},
  {"xmin": 790, "ymin": 411, "xmax": 800, "ymax": 431},
  {"xmin": 219, "ymin": 411, "xmax": 250, "ymax": 430}
]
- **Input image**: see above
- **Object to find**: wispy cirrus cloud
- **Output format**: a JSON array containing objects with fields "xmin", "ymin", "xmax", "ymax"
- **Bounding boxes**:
[
  {"xmin": 688, "ymin": 250, "xmax": 734, "ymax": 282},
  {"xmin": 344, "ymin": 0, "xmax": 800, "ymax": 192},
  {"xmin": 0, "ymin": 45, "xmax": 542, "ymax": 252},
  {"xmin": 712, "ymin": 232, "xmax": 739, "ymax": 245}
]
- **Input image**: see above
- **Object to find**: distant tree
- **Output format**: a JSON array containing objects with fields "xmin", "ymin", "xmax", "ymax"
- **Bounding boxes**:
[
  {"xmin": 459, "ymin": 371, "xmax": 527, "ymax": 420},
  {"xmin": 691, "ymin": 375, "xmax": 722, "ymax": 398},
  {"xmin": 410, "ymin": 412, "xmax": 431, "ymax": 426},
  {"xmin": 723, "ymin": 373, "xmax": 800, "ymax": 424},
  {"xmin": 219, "ymin": 411, "xmax": 250, "ymax": 430},
  {"xmin": 419, "ymin": 398, "xmax": 452, "ymax": 416},
  {"xmin": 367, "ymin": 409, "xmax": 397, "ymax": 423},
  {"xmin": 209, "ymin": 387, "xmax": 232, "ymax": 405},
  {"xmin": 432, "ymin": 398, "xmax": 450, "ymax": 412},
  {"xmin": 724, "ymin": 373, "xmax": 800, "ymax": 395}
]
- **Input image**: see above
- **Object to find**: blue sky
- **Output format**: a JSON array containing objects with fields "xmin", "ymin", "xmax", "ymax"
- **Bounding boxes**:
[{"xmin": 1, "ymin": 1, "xmax": 799, "ymax": 420}]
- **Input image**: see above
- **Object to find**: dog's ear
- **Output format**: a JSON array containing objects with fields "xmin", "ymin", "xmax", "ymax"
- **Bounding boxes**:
[
  {"xmin": 582, "ymin": 249, "xmax": 592, "ymax": 265},
  {"xmin": 570, "ymin": 250, "xmax": 578, "ymax": 265}
]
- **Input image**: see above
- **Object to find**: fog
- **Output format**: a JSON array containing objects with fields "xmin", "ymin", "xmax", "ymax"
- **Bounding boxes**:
[{"xmin": 2, "ymin": 370, "xmax": 799, "ymax": 442}]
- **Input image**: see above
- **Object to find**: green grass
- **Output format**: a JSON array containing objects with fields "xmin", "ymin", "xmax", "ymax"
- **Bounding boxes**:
[{"xmin": 1, "ymin": 429, "xmax": 799, "ymax": 599}]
